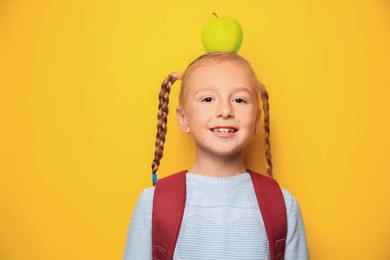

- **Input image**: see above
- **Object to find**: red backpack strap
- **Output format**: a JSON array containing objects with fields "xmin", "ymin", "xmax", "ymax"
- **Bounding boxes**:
[
  {"xmin": 152, "ymin": 170, "xmax": 187, "ymax": 260},
  {"xmin": 248, "ymin": 169, "xmax": 287, "ymax": 260}
]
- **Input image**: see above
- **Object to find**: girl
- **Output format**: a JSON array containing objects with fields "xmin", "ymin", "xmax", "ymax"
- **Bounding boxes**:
[{"xmin": 123, "ymin": 52, "xmax": 309, "ymax": 259}]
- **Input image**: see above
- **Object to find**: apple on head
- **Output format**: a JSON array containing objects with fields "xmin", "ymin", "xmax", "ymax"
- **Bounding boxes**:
[{"xmin": 201, "ymin": 13, "xmax": 243, "ymax": 53}]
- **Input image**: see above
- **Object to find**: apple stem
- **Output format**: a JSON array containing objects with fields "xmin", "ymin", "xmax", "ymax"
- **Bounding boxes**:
[{"xmin": 212, "ymin": 12, "xmax": 218, "ymax": 18}]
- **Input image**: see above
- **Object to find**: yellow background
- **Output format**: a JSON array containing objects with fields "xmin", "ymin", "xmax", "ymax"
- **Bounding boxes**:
[{"xmin": 1, "ymin": 0, "xmax": 389, "ymax": 259}]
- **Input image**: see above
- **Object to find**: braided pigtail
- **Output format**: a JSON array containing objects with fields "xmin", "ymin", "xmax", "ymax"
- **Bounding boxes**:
[
  {"xmin": 151, "ymin": 73, "xmax": 180, "ymax": 185},
  {"xmin": 260, "ymin": 86, "xmax": 273, "ymax": 177}
]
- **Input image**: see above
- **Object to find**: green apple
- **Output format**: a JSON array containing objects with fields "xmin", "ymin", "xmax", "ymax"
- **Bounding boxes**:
[{"xmin": 201, "ymin": 15, "xmax": 243, "ymax": 53}]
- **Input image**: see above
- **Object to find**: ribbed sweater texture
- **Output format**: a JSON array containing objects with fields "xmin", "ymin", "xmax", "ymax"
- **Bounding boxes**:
[{"xmin": 123, "ymin": 172, "xmax": 309, "ymax": 259}]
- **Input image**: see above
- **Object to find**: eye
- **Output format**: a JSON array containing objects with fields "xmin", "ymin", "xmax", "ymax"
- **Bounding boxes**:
[
  {"xmin": 201, "ymin": 97, "xmax": 213, "ymax": 103},
  {"xmin": 233, "ymin": 98, "xmax": 246, "ymax": 103}
]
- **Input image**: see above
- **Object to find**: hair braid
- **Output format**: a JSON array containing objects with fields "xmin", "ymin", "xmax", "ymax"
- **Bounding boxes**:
[
  {"xmin": 260, "ymin": 86, "xmax": 273, "ymax": 177},
  {"xmin": 151, "ymin": 73, "xmax": 179, "ymax": 185}
]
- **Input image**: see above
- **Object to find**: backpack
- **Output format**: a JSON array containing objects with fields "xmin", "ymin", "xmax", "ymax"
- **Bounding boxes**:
[{"xmin": 152, "ymin": 169, "xmax": 287, "ymax": 260}]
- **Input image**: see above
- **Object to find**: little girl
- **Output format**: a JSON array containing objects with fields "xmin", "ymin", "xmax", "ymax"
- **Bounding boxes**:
[{"xmin": 123, "ymin": 52, "xmax": 309, "ymax": 259}]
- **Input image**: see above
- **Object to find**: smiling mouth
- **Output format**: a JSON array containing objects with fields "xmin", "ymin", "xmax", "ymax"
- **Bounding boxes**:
[{"xmin": 210, "ymin": 127, "xmax": 238, "ymax": 134}]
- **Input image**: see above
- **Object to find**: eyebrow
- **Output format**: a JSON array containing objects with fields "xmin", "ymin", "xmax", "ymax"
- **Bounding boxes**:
[{"xmin": 194, "ymin": 86, "xmax": 254, "ymax": 95}]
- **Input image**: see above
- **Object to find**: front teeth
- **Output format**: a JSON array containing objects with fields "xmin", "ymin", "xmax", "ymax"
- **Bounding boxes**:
[{"xmin": 212, "ymin": 128, "xmax": 235, "ymax": 133}]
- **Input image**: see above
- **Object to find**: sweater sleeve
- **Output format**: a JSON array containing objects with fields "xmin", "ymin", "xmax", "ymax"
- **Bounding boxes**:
[
  {"xmin": 282, "ymin": 189, "xmax": 310, "ymax": 260},
  {"xmin": 123, "ymin": 187, "xmax": 154, "ymax": 260}
]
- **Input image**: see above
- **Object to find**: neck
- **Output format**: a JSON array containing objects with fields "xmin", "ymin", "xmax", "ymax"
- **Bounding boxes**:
[{"xmin": 189, "ymin": 150, "xmax": 246, "ymax": 177}]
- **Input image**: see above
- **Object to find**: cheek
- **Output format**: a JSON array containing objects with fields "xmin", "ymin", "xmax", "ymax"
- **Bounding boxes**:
[
  {"xmin": 186, "ymin": 106, "xmax": 210, "ymax": 126},
  {"xmin": 238, "ymin": 106, "xmax": 257, "ymax": 124},
  {"xmin": 189, "ymin": 112, "xmax": 209, "ymax": 126}
]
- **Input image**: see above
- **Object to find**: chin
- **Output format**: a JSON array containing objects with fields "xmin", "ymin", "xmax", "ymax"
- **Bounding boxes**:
[{"xmin": 208, "ymin": 148, "xmax": 245, "ymax": 158}]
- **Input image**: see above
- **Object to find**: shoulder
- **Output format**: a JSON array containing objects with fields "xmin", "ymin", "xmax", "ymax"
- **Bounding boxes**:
[
  {"xmin": 281, "ymin": 189, "xmax": 297, "ymax": 208},
  {"xmin": 137, "ymin": 186, "xmax": 155, "ymax": 205},
  {"xmin": 280, "ymin": 189, "xmax": 310, "ymax": 258},
  {"xmin": 137, "ymin": 171, "xmax": 186, "ymax": 204},
  {"xmin": 248, "ymin": 171, "xmax": 301, "ymax": 216},
  {"xmin": 123, "ymin": 187, "xmax": 155, "ymax": 259},
  {"xmin": 280, "ymin": 188, "xmax": 308, "ymax": 242},
  {"xmin": 281, "ymin": 188, "xmax": 301, "ymax": 218},
  {"xmin": 130, "ymin": 187, "xmax": 155, "ymax": 224}
]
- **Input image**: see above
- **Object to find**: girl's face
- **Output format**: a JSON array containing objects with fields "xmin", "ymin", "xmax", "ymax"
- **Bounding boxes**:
[{"xmin": 176, "ymin": 61, "xmax": 260, "ymax": 158}]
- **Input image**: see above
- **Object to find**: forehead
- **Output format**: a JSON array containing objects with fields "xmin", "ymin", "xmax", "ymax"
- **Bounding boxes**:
[{"xmin": 185, "ymin": 61, "xmax": 253, "ymax": 93}]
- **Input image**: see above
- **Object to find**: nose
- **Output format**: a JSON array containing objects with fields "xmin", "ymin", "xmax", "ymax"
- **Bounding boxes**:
[{"xmin": 216, "ymin": 100, "xmax": 234, "ymax": 118}]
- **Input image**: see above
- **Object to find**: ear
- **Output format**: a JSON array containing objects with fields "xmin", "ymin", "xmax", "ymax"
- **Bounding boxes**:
[
  {"xmin": 176, "ymin": 106, "xmax": 190, "ymax": 133},
  {"xmin": 254, "ymin": 108, "xmax": 262, "ymax": 134}
]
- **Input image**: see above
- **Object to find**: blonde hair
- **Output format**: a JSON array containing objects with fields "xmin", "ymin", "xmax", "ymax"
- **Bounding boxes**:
[{"xmin": 151, "ymin": 52, "xmax": 272, "ymax": 185}]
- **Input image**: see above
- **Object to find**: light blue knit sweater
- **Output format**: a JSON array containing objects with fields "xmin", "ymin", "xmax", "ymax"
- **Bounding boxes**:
[{"xmin": 123, "ymin": 172, "xmax": 309, "ymax": 259}]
